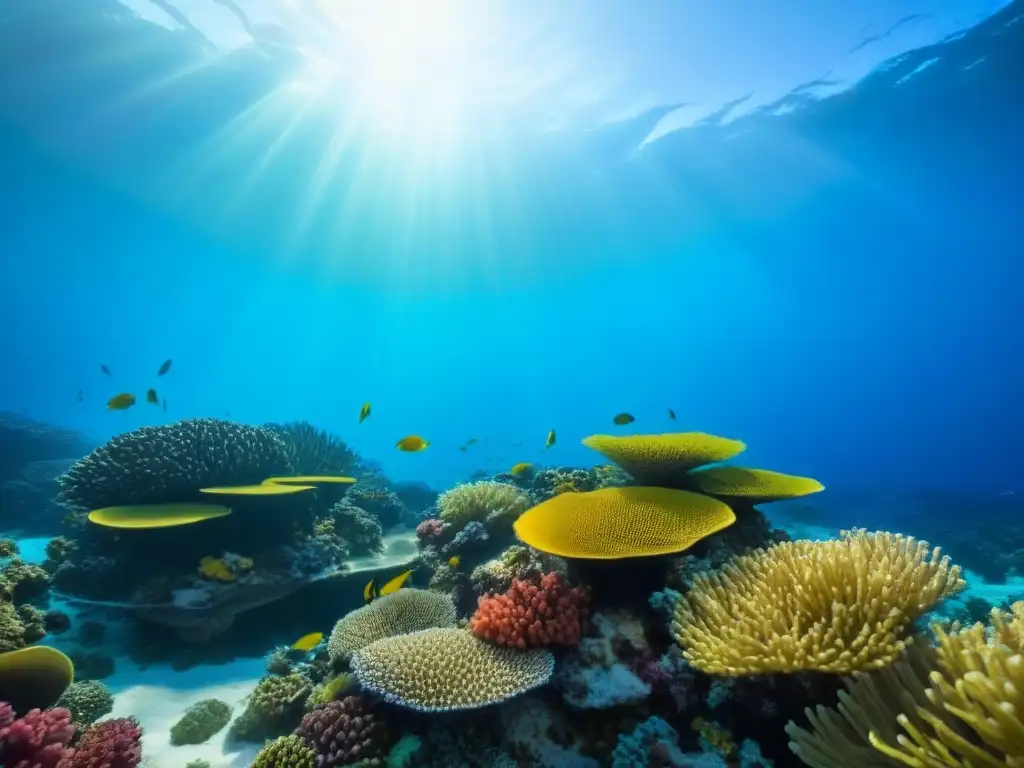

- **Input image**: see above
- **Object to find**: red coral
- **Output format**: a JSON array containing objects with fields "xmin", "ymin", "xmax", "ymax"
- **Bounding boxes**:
[
  {"xmin": 59, "ymin": 718, "xmax": 142, "ymax": 768},
  {"xmin": 294, "ymin": 696, "xmax": 386, "ymax": 766},
  {"xmin": 0, "ymin": 704, "xmax": 75, "ymax": 768},
  {"xmin": 415, "ymin": 519, "xmax": 446, "ymax": 539},
  {"xmin": 470, "ymin": 571, "xmax": 589, "ymax": 649}
]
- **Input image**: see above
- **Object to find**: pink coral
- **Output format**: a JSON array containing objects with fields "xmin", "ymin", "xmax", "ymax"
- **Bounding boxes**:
[
  {"xmin": 470, "ymin": 571, "xmax": 589, "ymax": 649},
  {"xmin": 59, "ymin": 718, "xmax": 142, "ymax": 768},
  {"xmin": 0, "ymin": 704, "xmax": 75, "ymax": 768},
  {"xmin": 415, "ymin": 519, "xmax": 446, "ymax": 540}
]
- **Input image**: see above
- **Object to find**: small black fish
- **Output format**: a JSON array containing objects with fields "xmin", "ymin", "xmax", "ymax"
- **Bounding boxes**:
[
  {"xmin": 668, "ymin": 409, "xmax": 676, "ymax": 420},
  {"xmin": 157, "ymin": 359, "xmax": 172, "ymax": 376},
  {"xmin": 101, "ymin": 365, "xmax": 112, "ymax": 376},
  {"xmin": 76, "ymin": 390, "xmax": 84, "ymax": 403},
  {"xmin": 146, "ymin": 388, "xmax": 159, "ymax": 405},
  {"xmin": 162, "ymin": 398, "xmax": 167, "ymax": 413}
]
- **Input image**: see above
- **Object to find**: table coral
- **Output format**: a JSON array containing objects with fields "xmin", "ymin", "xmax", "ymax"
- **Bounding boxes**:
[{"xmin": 470, "ymin": 572, "xmax": 588, "ymax": 649}]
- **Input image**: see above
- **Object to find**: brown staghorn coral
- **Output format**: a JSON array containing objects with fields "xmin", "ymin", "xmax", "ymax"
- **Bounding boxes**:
[
  {"xmin": 787, "ymin": 602, "xmax": 1024, "ymax": 767},
  {"xmin": 673, "ymin": 529, "xmax": 965, "ymax": 675}
]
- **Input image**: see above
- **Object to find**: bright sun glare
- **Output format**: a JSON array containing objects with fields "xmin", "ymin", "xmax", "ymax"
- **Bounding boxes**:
[{"xmin": 306, "ymin": 0, "xmax": 502, "ymax": 143}]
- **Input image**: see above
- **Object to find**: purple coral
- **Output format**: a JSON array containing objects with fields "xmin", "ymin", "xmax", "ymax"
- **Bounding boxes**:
[
  {"xmin": 0, "ymin": 703, "xmax": 75, "ymax": 768},
  {"xmin": 294, "ymin": 696, "xmax": 386, "ymax": 766}
]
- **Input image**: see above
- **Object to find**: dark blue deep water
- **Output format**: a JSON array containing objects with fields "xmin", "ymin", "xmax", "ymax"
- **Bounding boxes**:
[{"xmin": 0, "ymin": 2, "xmax": 1021, "ymax": 767}]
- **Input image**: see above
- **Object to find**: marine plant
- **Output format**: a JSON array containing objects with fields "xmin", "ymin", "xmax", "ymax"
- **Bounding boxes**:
[
  {"xmin": 56, "ymin": 680, "xmax": 114, "ymax": 726},
  {"xmin": 168, "ymin": 698, "xmax": 232, "ymax": 746},
  {"xmin": 327, "ymin": 588, "xmax": 457, "ymax": 663},
  {"xmin": 674, "ymin": 529, "xmax": 965, "ymax": 675},
  {"xmin": 351, "ymin": 627, "xmax": 555, "ymax": 712}
]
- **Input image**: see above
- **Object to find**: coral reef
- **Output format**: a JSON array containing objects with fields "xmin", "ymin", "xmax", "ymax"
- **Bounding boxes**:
[
  {"xmin": 252, "ymin": 734, "xmax": 317, "ymax": 768},
  {"xmin": 66, "ymin": 717, "xmax": 143, "ymax": 768},
  {"xmin": 327, "ymin": 589, "xmax": 457, "ymax": 663},
  {"xmin": 56, "ymin": 418, "xmax": 293, "ymax": 510},
  {"xmin": 347, "ymin": 474, "xmax": 409, "ymax": 529},
  {"xmin": 230, "ymin": 674, "xmax": 311, "ymax": 743},
  {"xmin": 674, "ymin": 529, "xmax": 965, "ymax": 674},
  {"xmin": 351, "ymin": 627, "xmax": 555, "ymax": 712},
  {"xmin": 787, "ymin": 600, "xmax": 1024, "ymax": 767},
  {"xmin": 169, "ymin": 698, "xmax": 232, "ymax": 746},
  {"xmin": 293, "ymin": 695, "xmax": 388, "ymax": 766},
  {"xmin": 328, "ymin": 499, "xmax": 384, "ymax": 557},
  {"xmin": 611, "ymin": 716, "xmax": 687, "ymax": 768},
  {"xmin": 56, "ymin": 681, "xmax": 113, "ymax": 726},
  {"xmin": 0, "ymin": 704, "xmax": 75, "ymax": 767},
  {"xmin": 436, "ymin": 481, "xmax": 532, "ymax": 528},
  {"xmin": 470, "ymin": 571, "xmax": 589, "ymax": 649},
  {"xmin": 469, "ymin": 545, "xmax": 567, "ymax": 596},
  {"xmin": 266, "ymin": 421, "xmax": 360, "ymax": 478}
]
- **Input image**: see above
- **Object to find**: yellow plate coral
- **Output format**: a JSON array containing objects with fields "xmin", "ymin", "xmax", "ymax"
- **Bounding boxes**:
[
  {"xmin": 581, "ymin": 432, "xmax": 746, "ymax": 487},
  {"xmin": 513, "ymin": 486, "xmax": 736, "ymax": 559},
  {"xmin": 88, "ymin": 503, "xmax": 232, "ymax": 529},
  {"xmin": 261, "ymin": 476, "xmax": 357, "ymax": 485},
  {"xmin": 0, "ymin": 645, "xmax": 74, "ymax": 713},
  {"xmin": 685, "ymin": 466, "xmax": 824, "ymax": 502},
  {"xmin": 199, "ymin": 484, "xmax": 315, "ymax": 495}
]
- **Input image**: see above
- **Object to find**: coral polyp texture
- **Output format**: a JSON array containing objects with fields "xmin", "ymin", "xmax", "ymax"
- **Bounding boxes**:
[
  {"xmin": 252, "ymin": 734, "xmax": 317, "ymax": 768},
  {"xmin": 266, "ymin": 420, "xmax": 360, "ymax": 476},
  {"xmin": 581, "ymin": 432, "xmax": 746, "ymax": 487},
  {"xmin": 674, "ymin": 529, "xmax": 966, "ymax": 675},
  {"xmin": 293, "ymin": 696, "xmax": 387, "ymax": 766},
  {"xmin": 513, "ymin": 486, "xmax": 736, "ymax": 559},
  {"xmin": 436, "ymin": 480, "xmax": 533, "ymax": 526},
  {"xmin": 787, "ymin": 601, "xmax": 1024, "ymax": 767},
  {"xmin": 56, "ymin": 418, "xmax": 292, "ymax": 510},
  {"xmin": 327, "ymin": 589, "xmax": 457, "ymax": 663},
  {"xmin": 351, "ymin": 627, "xmax": 555, "ymax": 712},
  {"xmin": 686, "ymin": 466, "xmax": 825, "ymax": 502},
  {"xmin": 471, "ymin": 571, "xmax": 589, "ymax": 648},
  {"xmin": 0, "ymin": 703, "xmax": 74, "ymax": 767}
]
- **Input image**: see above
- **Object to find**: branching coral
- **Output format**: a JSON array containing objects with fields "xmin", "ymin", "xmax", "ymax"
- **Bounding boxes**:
[
  {"xmin": 57, "ymin": 418, "xmax": 292, "ymax": 510},
  {"xmin": 436, "ymin": 481, "xmax": 533, "ymax": 528},
  {"xmin": 327, "ymin": 589, "xmax": 457, "ymax": 663},
  {"xmin": 351, "ymin": 628, "xmax": 555, "ymax": 712},
  {"xmin": 675, "ymin": 529, "xmax": 965, "ymax": 676},
  {"xmin": 787, "ymin": 601, "xmax": 1024, "ymax": 767},
  {"xmin": 293, "ymin": 695, "xmax": 388, "ymax": 766},
  {"xmin": 64, "ymin": 717, "xmax": 143, "ymax": 768},
  {"xmin": 0, "ymin": 703, "xmax": 74, "ymax": 767},
  {"xmin": 471, "ymin": 572, "xmax": 589, "ymax": 649}
]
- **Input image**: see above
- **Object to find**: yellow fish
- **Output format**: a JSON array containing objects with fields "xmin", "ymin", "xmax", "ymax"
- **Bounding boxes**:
[
  {"xmin": 359, "ymin": 402, "xmax": 371, "ymax": 424},
  {"xmin": 396, "ymin": 435, "xmax": 429, "ymax": 452},
  {"xmin": 448, "ymin": 556, "xmax": 461, "ymax": 568},
  {"xmin": 107, "ymin": 393, "xmax": 135, "ymax": 410},
  {"xmin": 545, "ymin": 429, "xmax": 556, "ymax": 449},
  {"xmin": 379, "ymin": 569, "xmax": 413, "ymax": 596},
  {"xmin": 363, "ymin": 578, "xmax": 377, "ymax": 604},
  {"xmin": 510, "ymin": 462, "xmax": 533, "ymax": 476},
  {"xmin": 613, "ymin": 412, "xmax": 635, "ymax": 425},
  {"xmin": 291, "ymin": 632, "xmax": 323, "ymax": 652},
  {"xmin": 668, "ymin": 409, "xmax": 676, "ymax": 420},
  {"xmin": 146, "ymin": 388, "xmax": 159, "ymax": 405}
]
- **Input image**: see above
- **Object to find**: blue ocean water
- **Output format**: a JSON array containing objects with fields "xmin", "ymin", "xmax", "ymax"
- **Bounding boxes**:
[{"xmin": 0, "ymin": 2, "xmax": 1022, "ymax": 767}]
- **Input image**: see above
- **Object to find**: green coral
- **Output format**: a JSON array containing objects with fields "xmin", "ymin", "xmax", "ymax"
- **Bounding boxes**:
[
  {"xmin": 57, "ymin": 680, "xmax": 114, "ymax": 725},
  {"xmin": 1, "ymin": 559, "xmax": 50, "ymax": 602},
  {"xmin": 252, "ymin": 735, "xmax": 316, "ymax": 768},
  {"xmin": 0, "ymin": 600, "xmax": 26, "ymax": 652},
  {"xmin": 169, "ymin": 698, "xmax": 233, "ymax": 746},
  {"xmin": 44, "ymin": 537, "xmax": 78, "ymax": 566},
  {"xmin": 17, "ymin": 605, "xmax": 46, "ymax": 643},
  {"xmin": 229, "ymin": 673, "xmax": 310, "ymax": 743},
  {"xmin": 185, "ymin": 761, "xmax": 212, "ymax": 768},
  {"xmin": 436, "ymin": 481, "xmax": 533, "ymax": 527},
  {"xmin": 306, "ymin": 674, "xmax": 352, "ymax": 709},
  {"xmin": 0, "ymin": 539, "xmax": 18, "ymax": 558}
]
